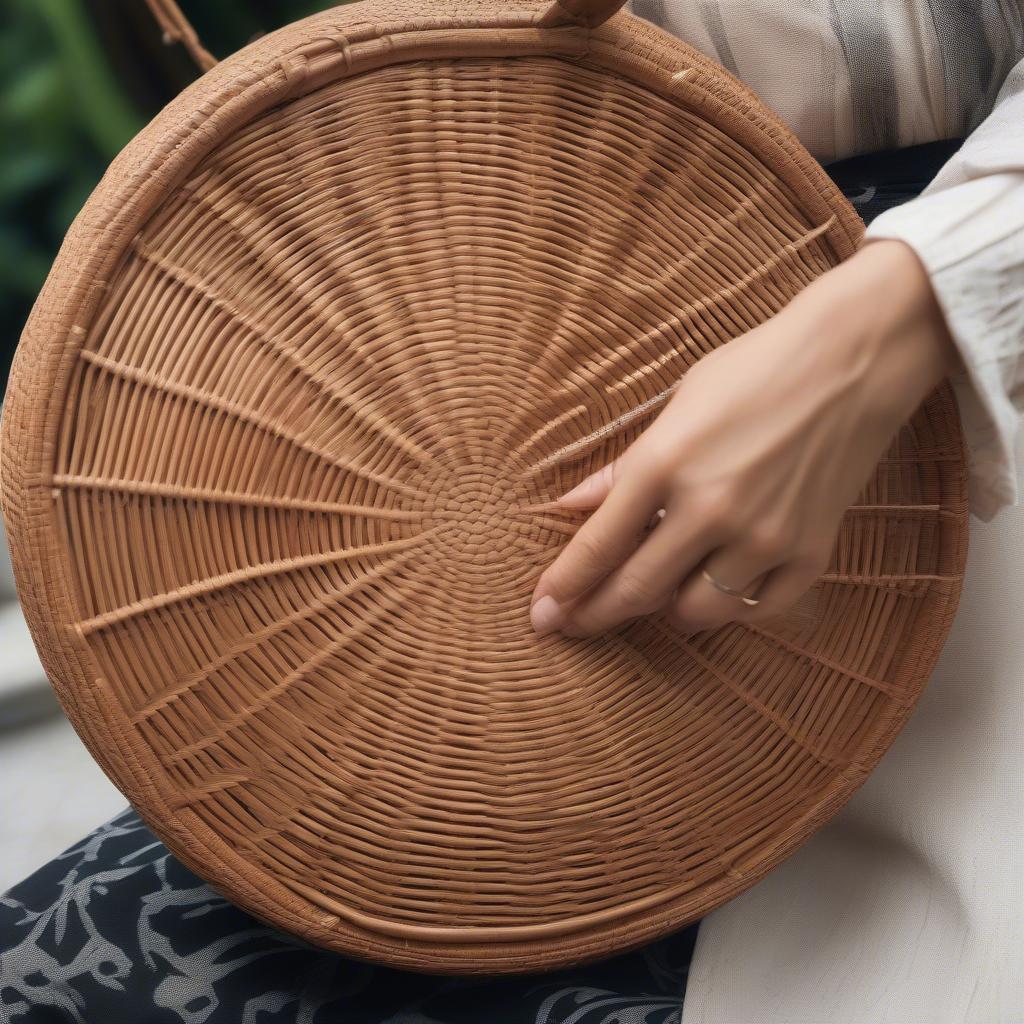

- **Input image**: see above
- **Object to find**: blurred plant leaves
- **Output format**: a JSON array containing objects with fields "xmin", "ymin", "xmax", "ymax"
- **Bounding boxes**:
[
  {"xmin": 35, "ymin": 0, "xmax": 143, "ymax": 157},
  {"xmin": 1, "ymin": 0, "xmax": 143, "ymax": 388},
  {"xmin": 1, "ymin": 0, "xmax": 331, "ymax": 392}
]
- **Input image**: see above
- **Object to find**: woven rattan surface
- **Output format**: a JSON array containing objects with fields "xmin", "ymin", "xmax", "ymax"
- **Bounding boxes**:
[{"xmin": 1, "ymin": 0, "xmax": 968, "ymax": 973}]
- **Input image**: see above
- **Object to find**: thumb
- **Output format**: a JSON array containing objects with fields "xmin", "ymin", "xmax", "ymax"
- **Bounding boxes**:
[{"xmin": 556, "ymin": 459, "xmax": 620, "ymax": 509}]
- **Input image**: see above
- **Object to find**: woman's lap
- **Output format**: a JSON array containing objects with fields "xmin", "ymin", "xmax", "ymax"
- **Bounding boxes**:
[{"xmin": 1, "ymin": 808, "xmax": 696, "ymax": 1024}]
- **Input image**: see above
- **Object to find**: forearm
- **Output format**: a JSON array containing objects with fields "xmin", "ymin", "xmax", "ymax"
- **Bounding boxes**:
[
  {"xmin": 783, "ymin": 238, "xmax": 961, "ymax": 425},
  {"xmin": 862, "ymin": 58, "xmax": 1024, "ymax": 520}
]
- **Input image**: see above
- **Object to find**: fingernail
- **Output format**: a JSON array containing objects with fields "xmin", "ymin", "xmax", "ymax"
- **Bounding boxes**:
[
  {"xmin": 558, "ymin": 479, "xmax": 593, "ymax": 505},
  {"xmin": 531, "ymin": 595, "xmax": 564, "ymax": 635}
]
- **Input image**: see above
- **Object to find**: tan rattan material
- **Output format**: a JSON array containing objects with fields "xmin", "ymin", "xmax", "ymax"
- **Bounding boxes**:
[{"xmin": 1, "ymin": 0, "xmax": 968, "ymax": 974}]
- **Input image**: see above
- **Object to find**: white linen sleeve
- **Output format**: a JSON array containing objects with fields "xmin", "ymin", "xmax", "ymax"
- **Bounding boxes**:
[{"xmin": 864, "ymin": 59, "xmax": 1024, "ymax": 522}]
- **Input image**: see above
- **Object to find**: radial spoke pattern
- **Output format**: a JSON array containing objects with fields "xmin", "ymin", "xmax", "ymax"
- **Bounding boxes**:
[{"xmin": 21, "ymin": 50, "xmax": 966, "ymax": 970}]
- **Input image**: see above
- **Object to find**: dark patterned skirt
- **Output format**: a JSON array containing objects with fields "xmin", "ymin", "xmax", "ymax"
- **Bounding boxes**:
[
  {"xmin": 0, "ymin": 808, "xmax": 695, "ymax": 1024},
  {"xmin": 0, "ymin": 139, "xmax": 956, "ymax": 1024}
]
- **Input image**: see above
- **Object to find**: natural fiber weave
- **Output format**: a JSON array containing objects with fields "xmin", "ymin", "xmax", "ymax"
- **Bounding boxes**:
[{"xmin": 0, "ymin": 0, "xmax": 968, "ymax": 974}]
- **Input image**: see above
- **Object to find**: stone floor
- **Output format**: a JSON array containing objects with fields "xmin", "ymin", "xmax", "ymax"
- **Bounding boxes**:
[
  {"xmin": 0, "ymin": 708, "xmax": 126, "ymax": 892},
  {"xmin": 1, "ymin": 523, "xmax": 126, "ymax": 893}
]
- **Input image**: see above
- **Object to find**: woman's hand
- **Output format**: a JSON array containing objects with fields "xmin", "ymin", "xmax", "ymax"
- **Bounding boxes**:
[{"xmin": 529, "ymin": 239, "xmax": 961, "ymax": 638}]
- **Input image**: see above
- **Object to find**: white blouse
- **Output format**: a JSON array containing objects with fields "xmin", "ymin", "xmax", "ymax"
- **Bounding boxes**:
[
  {"xmin": 622, "ymin": 5, "xmax": 1024, "ymax": 1023},
  {"xmin": 627, "ymin": 0, "xmax": 1024, "ymax": 522}
]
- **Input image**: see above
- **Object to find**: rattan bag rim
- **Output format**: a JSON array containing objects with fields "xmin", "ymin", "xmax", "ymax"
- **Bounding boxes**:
[{"xmin": 1, "ymin": 0, "xmax": 967, "ymax": 974}]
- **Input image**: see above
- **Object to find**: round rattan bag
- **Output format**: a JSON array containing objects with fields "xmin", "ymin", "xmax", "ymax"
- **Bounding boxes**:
[{"xmin": 1, "ymin": 0, "xmax": 968, "ymax": 974}]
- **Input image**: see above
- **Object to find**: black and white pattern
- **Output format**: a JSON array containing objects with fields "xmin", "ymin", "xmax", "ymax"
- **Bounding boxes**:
[{"xmin": 0, "ymin": 809, "xmax": 695, "ymax": 1024}]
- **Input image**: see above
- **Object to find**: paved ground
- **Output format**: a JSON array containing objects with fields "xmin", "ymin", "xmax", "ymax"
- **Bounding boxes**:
[
  {"xmin": 0, "ymin": 708, "xmax": 126, "ymax": 893},
  {"xmin": 1, "ymin": 524, "xmax": 126, "ymax": 893}
]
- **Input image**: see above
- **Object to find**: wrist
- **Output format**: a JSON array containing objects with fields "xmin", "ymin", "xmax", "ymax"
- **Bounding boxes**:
[{"xmin": 793, "ymin": 238, "xmax": 960, "ymax": 419}]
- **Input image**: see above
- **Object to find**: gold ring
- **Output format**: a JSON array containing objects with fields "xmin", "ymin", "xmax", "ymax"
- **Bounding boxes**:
[{"xmin": 701, "ymin": 567, "xmax": 760, "ymax": 606}]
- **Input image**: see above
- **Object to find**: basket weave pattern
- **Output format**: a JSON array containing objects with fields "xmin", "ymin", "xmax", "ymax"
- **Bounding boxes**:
[{"xmin": 1, "ymin": 1, "xmax": 968, "ymax": 973}]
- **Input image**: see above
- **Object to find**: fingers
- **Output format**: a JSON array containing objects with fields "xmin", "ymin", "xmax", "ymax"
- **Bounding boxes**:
[
  {"xmin": 531, "ymin": 446, "xmax": 835, "ymax": 638},
  {"xmin": 557, "ymin": 500, "xmax": 727, "ymax": 636},
  {"xmin": 729, "ymin": 554, "xmax": 830, "ymax": 626},
  {"xmin": 668, "ymin": 545, "xmax": 774, "ymax": 633},
  {"xmin": 557, "ymin": 460, "xmax": 620, "ymax": 510},
  {"xmin": 530, "ymin": 468, "xmax": 664, "ymax": 634},
  {"xmin": 670, "ymin": 540, "xmax": 829, "ymax": 633}
]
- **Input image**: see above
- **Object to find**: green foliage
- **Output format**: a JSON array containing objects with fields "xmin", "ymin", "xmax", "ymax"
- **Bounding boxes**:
[
  {"xmin": 1, "ymin": 0, "xmax": 143, "ymax": 385},
  {"xmin": 186, "ymin": 0, "xmax": 331, "ymax": 56},
  {"xmin": 0, "ymin": 0, "xmax": 332, "ymax": 390}
]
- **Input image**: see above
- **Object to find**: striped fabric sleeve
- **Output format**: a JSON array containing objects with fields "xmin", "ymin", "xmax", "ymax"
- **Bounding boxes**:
[{"xmin": 864, "ymin": 59, "xmax": 1024, "ymax": 522}]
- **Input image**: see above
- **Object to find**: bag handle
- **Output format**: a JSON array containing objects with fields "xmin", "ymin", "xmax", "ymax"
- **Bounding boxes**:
[
  {"xmin": 143, "ymin": 0, "xmax": 628, "ymax": 72},
  {"xmin": 537, "ymin": 0, "xmax": 628, "ymax": 27},
  {"xmin": 144, "ymin": 0, "xmax": 217, "ymax": 71}
]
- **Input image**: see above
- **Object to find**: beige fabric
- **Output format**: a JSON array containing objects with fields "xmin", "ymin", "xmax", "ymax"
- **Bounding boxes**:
[
  {"xmin": 866, "ymin": 61, "xmax": 1024, "ymax": 523},
  {"xmin": 626, "ymin": 0, "xmax": 1023, "ymax": 164},
  {"xmin": 682, "ymin": 423, "xmax": 1024, "ymax": 1023}
]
